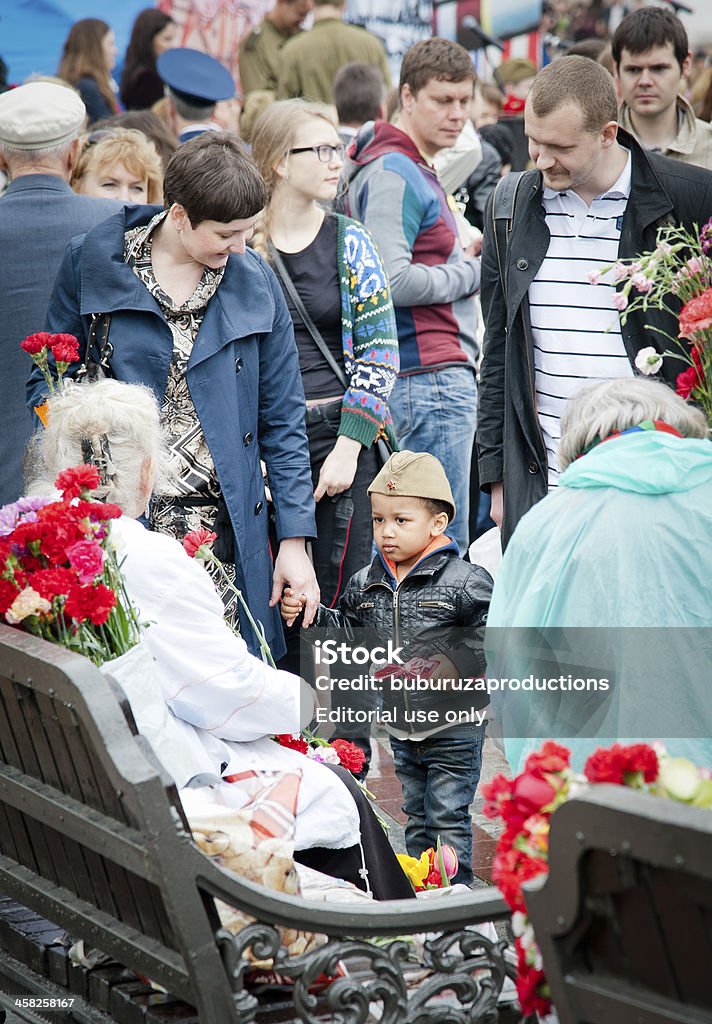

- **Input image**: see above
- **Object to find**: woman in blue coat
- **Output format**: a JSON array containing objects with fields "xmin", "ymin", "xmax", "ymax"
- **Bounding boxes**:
[{"xmin": 29, "ymin": 133, "xmax": 319, "ymax": 660}]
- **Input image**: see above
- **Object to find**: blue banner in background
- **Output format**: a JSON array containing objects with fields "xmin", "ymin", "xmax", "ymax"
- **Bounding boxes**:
[{"xmin": 1, "ymin": 0, "xmax": 149, "ymax": 86}]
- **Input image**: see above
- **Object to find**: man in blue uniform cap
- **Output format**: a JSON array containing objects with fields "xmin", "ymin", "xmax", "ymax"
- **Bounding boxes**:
[{"xmin": 157, "ymin": 47, "xmax": 236, "ymax": 143}]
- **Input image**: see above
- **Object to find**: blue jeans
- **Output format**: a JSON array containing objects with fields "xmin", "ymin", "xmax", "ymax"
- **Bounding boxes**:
[
  {"xmin": 388, "ymin": 367, "xmax": 477, "ymax": 553},
  {"xmin": 390, "ymin": 727, "xmax": 485, "ymax": 886}
]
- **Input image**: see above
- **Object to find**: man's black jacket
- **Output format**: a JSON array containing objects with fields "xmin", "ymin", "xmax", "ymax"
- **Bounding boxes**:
[{"xmin": 477, "ymin": 128, "xmax": 712, "ymax": 547}]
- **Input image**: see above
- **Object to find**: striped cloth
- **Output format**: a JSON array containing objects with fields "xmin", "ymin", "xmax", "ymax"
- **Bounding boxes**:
[{"xmin": 530, "ymin": 151, "xmax": 634, "ymax": 486}]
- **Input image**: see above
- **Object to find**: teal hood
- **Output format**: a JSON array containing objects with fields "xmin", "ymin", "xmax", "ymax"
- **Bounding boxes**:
[{"xmin": 560, "ymin": 430, "xmax": 712, "ymax": 494}]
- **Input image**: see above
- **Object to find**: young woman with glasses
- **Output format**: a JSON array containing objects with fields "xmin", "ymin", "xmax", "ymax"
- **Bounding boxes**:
[{"xmin": 251, "ymin": 101, "xmax": 399, "ymax": 615}]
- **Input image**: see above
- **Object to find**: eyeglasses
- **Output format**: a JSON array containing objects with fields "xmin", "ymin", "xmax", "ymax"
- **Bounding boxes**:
[{"xmin": 288, "ymin": 143, "xmax": 346, "ymax": 163}]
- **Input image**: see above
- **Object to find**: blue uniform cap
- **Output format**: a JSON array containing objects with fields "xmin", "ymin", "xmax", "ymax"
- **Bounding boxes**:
[{"xmin": 157, "ymin": 47, "xmax": 235, "ymax": 105}]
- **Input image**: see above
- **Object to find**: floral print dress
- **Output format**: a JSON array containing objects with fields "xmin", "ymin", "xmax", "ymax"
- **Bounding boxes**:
[{"xmin": 124, "ymin": 211, "xmax": 240, "ymax": 628}]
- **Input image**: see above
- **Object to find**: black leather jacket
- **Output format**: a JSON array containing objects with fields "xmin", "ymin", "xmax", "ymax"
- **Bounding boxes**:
[
  {"xmin": 477, "ymin": 129, "xmax": 712, "ymax": 549},
  {"xmin": 312, "ymin": 544, "xmax": 493, "ymax": 734}
]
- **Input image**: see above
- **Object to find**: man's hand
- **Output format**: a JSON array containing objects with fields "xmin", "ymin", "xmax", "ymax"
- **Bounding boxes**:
[
  {"xmin": 313, "ymin": 435, "xmax": 362, "ymax": 501},
  {"xmin": 270, "ymin": 538, "xmax": 320, "ymax": 626},
  {"xmin": 280, "ymin": 586, "xmax": 306, "ymax": 627},
  {"xmin": 489, "ymin": 481, "xmax": 504, "ymax": 530}
]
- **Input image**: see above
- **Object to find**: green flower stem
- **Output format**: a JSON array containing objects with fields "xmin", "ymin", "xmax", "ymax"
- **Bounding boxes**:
[{"xmin": 201, "ymin": 550, "xmax": 277, "ymax": 668}]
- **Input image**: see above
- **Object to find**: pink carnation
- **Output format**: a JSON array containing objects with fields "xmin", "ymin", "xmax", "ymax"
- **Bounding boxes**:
[
  {"xmin": 679, "ymin": 287, "xmax": 712, "ymax": 339},
  {"xmin": 630, "ymin": 272, "xmax": 653, "ymax": 294},
  {"xmin": 67, "ymin": 539, "xmax": 105, "ymax": 585}
]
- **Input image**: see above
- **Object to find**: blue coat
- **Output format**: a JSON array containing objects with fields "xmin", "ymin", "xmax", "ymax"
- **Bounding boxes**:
[
  {"xmin": 0, "ymin": 174, "xmax": 121, "ymax": 507},
  {"xmin": 30, "ymin": 204, "xmax": 316, "ymax": 659}
]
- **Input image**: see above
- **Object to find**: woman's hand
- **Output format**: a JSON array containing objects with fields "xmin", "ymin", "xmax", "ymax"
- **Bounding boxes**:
[
  {"xmin": 313, "ymin": 435, "xmax": 362, "ymax": 501},
  {"xmin": 271, "ymin": 538, "xmax": 320, "ymax": 626}
]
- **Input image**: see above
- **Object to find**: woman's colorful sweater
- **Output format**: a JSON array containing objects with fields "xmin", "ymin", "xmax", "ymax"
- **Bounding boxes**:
[{"xmin": 336, "ymin": 214, "xmax": 399, "ymax": 448}]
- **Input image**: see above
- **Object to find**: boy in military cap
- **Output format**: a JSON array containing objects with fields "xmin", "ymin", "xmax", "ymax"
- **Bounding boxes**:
[{"xmin": 281, "ymin": 451, "xmax": 492, "ymax": 885}]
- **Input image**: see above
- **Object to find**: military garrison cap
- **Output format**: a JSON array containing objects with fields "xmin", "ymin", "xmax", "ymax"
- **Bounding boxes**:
[{"xmin": 368, "ymin": 451, "xmax": 456, "ymax": 522}]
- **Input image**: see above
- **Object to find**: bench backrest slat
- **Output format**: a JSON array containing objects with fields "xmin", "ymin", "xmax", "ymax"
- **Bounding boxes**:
[{"xmin": 34, "ymin": 689, "xmax": 87, "ymax": 799}]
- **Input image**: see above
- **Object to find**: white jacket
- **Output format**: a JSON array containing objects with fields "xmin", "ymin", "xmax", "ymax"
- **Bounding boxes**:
[{"xmin": 110, "ymin": 517, "xmax": 360, "ymax": 850}]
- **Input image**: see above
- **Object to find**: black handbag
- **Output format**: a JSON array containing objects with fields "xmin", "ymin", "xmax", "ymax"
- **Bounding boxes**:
[
  {"xmin": 269, "ymin": 244, "xmax": 395, "ymax": 467},
  {"xmin": 76, "ymin": 312, "xmax": 114, "ymax": 382}
]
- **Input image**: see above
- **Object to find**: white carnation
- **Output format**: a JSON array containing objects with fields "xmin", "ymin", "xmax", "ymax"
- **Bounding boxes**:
[{"xmin": 634, "ymin": 347, "xmax": 663, "ymax": 375}]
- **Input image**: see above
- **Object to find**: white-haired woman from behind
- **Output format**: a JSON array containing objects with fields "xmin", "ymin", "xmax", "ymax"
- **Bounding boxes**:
[
  {"xmin": 28, "ymin": 379, "xmax": 413, "ymax": 899},
  {"xmin": 485, "ymin": 377, "xmax": 712, "ymax": 773}
]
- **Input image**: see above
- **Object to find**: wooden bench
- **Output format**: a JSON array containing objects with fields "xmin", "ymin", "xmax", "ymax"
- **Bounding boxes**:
[
  {"xmin": 0, "ymin": 625, "xmax": 517, "ymax": 1024},
  {"xmin": 525, "ymin": 784, "xmax": 712, "ymax": 1024}
]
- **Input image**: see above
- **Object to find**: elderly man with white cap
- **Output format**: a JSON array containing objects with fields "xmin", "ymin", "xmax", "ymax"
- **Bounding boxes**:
[{"xmin": 0, "ymin": 81, "xmax": 122, "ymax": 506}]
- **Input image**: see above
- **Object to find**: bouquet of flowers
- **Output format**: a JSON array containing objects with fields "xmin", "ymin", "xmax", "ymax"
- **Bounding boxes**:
[
  {"xmin": 396, "ymin": 837, "xmax": 459, "ymax": 892},
  {"xmin": 274, "ymin": 730, "xmax": 366, "ymax": 776},
  {"xmin": 0, "ymin": 466, "xmax": 141, "ymax": 666},
  {"xmin": 21, "ymin": 332, "xmax": 80, "ymax": 425},
  {"xmin": 593, "ymin": 219, "xmax": 712, "ymax": 426},
  {"xmin": 482, "ymin": 740, "xmax": 712, "ymax": 1017}
]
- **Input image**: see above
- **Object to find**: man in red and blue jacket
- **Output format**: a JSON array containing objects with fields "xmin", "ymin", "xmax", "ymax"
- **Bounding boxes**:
[{"xmin": 346, "ymin": 37, "xmax": 481, "ymax": 554}]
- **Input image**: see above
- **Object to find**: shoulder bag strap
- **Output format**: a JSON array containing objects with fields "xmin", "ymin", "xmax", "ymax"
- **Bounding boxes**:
[
  {"xmin": 269, "ymin": 243, "xmax": 348, "ymax": 392},
  {"xmin": 76, "ymin": 312, "xmax": 113, "ymax": 381},
  {"xmin": 491, "ymin": 170, "xmax": 526, "ymax": 300}
]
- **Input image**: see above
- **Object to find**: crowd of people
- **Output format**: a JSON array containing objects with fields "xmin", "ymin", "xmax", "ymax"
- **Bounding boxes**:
[{"xmin": 1, "ymin": 0, "xmax": 712, "ymax": 900}]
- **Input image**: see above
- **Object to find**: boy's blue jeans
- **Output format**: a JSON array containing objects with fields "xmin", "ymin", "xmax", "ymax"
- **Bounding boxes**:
[{"xmin": 390, "ymin": 726, "xmax": 485, "ymax": 886}]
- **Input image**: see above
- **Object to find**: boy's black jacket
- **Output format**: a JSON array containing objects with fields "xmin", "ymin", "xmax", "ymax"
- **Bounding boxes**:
[{"xmin": 313, "ymin": 544, "xmax": 493, "ymax": 683}]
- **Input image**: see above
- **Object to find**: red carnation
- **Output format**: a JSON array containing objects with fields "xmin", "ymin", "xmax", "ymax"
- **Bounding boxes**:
[
  {"xmin": 20, "ymin": 332, "xmax": 53, "ymax": 355},
  {"xmin": 50, "ymin": 334, "xmax": 80, "ymax": 366},
  {"xmin": 524, "ymin": 740, "xmax": 571, "ymax": 777},
  {"xmin": 511, "ymin": 771, "xmax": 557, "ymax": 814},
  {"xmin": 584, "ymin": 744, "xmax": 627, "ymax": 784},
  {"xmin": 482, "ymin": 772, "xmax": 514, "ymax": 819},
  {"xmin": 331, "ymin": 738, "xmax": 366, "ymax": 775},
  {"xmin": 622, "ymin": 743, "xmax": 658, "ymax": 782},
  {"xmin": 516, "ymin": 961, "xmax": 552, "ymax": 1017},
  {"xmin": 183, "ymin": 527, "xmax": 217, "ymax": 558},
  {"xmin": 492, "ymin": 846, "xmax": 548, "ymax": 913},
  {"xmin": 676, "ymin": 362, "xmax": 703, "ymax": 400},
  {"xmin": 275, "ymin": 733, "xmax": 308, "ymax": 755},
  {"xmin": 76, "ymin": 499, "xmax": 122, "ymax": 521},
  {"xmin": 64, "ymin": 582, "xmax": 116, "ymax": 626},
  {"xmin": 0, "ymin": 579, "xmax": 19, "ymax": 615},
  {"xmin": 30, "ymin": 567, "xmax": 76, "ymax": 602},
  {"xmin": 55, "ymin": 465, "xmax": 101, "ymax": 500},
  {"xmin": 679, "ymin": 286, "xmax": 712, "ymax": 339}
]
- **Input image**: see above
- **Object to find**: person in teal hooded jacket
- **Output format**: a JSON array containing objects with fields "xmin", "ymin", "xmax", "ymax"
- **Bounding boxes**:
[{"xmin": 485, "ymin": 377, "xmax": 712, "ymax": 773}]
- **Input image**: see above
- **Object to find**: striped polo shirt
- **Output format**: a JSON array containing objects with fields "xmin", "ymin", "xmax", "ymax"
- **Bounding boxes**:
[{"xmin": 530, "ymin": 151, "xmax": 633, "ymax": 486}]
